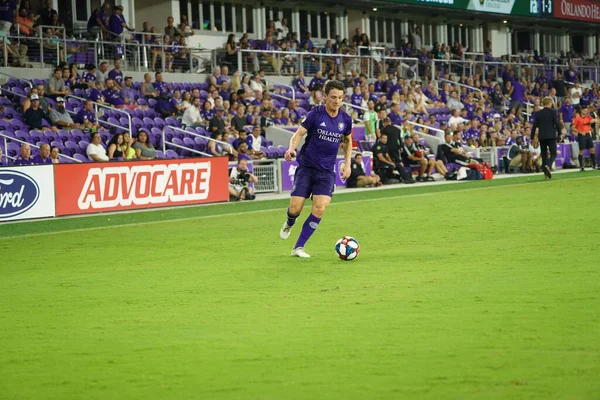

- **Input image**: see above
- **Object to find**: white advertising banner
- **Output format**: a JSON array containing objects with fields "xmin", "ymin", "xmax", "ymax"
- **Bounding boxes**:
[{"xmin": 0, "ymin": 165, "xmax": 56, "ymax": 222}]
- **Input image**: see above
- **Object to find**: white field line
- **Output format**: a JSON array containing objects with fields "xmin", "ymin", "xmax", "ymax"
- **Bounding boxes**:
[{"xmin": 2, "ymin": 174, "xmax": 598, "ymax": 241}]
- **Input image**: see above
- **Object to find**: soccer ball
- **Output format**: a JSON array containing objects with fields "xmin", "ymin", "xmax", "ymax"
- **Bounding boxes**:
[{"xmin": 335, "ymin": 236, "xmax": 360, "ymax": 261}]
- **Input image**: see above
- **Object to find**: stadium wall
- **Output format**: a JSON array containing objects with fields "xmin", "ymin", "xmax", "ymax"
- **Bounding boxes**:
[{"xmin": 135, "ymin": 0, "xmax": 181, "ymax": 36}]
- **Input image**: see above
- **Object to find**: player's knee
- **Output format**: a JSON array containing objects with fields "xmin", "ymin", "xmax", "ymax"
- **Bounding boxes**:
[{"xmin": 313, "ymin": 204, "xmax": 328, "ymax": 216}]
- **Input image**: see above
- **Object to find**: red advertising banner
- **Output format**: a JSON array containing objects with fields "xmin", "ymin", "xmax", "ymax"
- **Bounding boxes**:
[
  {"xmin": 554, "ymin": 0, "xmax": 600, "ymax": 22},
  {"xmin": 54, "ymin": 157, "xmax": 229, "ymax": 216}
]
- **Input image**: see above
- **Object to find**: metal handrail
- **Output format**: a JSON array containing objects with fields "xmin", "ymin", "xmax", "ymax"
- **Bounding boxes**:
[
  {"xmin": 164, "ymin": 141, "xmax": 211, "ymax": 157},
  {"xmin": 0, "ymin": 132, "xmax": 82, "ymax": 163},
  {"xmin": 407, "ymin": 121, "xmax": 445, "ymax": 141},
  {"xmin": 438, "ymin": 78, "xmax": 484, "ymax": 95},
  {"xmin": 271, "ymin": 82, "xmax": 296, "ymax": 100},
  {"xmin": 342, "ymin": 102, "xmax": 368, "ymax": 114},
  {"xmin": 161, "ymin": 125, "xmax": 233, "ymax": 155},
  {"xmin": 64, "ymin": 94, "xmax": 132, "ymax": 134},
  {"xmin": 0, "ymin": 71, "xmax": 32, "ymax": 88}
]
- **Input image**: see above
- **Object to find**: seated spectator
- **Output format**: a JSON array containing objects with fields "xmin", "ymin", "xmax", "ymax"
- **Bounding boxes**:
[
  {"xmin": 371, "ymin": 133, "xmax": 414, "ymax": 184},
  {"xmin": 23, "ymin": 94, "xmax": 55, "ymax": 131},
  {"xmin": 293, "ymin": 71, "xmax": 309, "ymax": 93},
  {"xmin": 13, "ymin": 143, "xmax": 34, "ymax": 166},
  {"xmin": 50, "ymin": 97, "xmax": 81, "ymax": 129},
  {"xmin": 108, "ymin": 59, "xmax": 124, "ymax": 90},
  {"xmin": 107, "ymin": 133, "xmax": 125, "ymax": 159},
  {"xmin": 229, "ymin": 159, "xmax": 258, "ymax": 201},
  {"xmin": 180, "ymin": 91, "xmax": 192, "ymax": 110},
  {"xmin": 21, "ymin": 88, "xmax": 39, "ymax": 113},
  {"xmin": 209, "ymin": 107, "xmax": 228, "ymax": 133},
  {"xmin": 95, "ymin": 62, "xmax": 109, "ymax": 87},
  {"xmin": 231, "ymin": 105, "xmax": 248, "ymax": 135},
  {"xmin": 88, "ymin": 81, "xmax": 105, "ymax": 104},
  {"xmin": 102, "ymin": 79, "xmax": 127, "ymax": 109},
  {"xmin": 132, "ymin": 130, "xmax": 157, "ymax": 160},
  {"xmin": 45, "ymin": 68, "xmax": 70, "ymax": 100},
  {"xmin": 122, "ymin": 132, "xmax": 137, "ymax": 160},
  {"xmin": 120, "ymin": 76, "xmax": 137, "ymax": 106},
  {"xmin": 411, "ymin": 133, "xmax": 449, "ymax": 178},
  {"xmin": 141, "ymin": 73, "xmax": 159, "ymax": 98},
  {"xmin": 82, "ymin": 64, "xmax": 97, "ymax": 88},
  {"xmin": 232, "ymin": 131, "xmax": 247, "ymax": 150},
  {"xmin": 446, "ymin": 91, "xmax": 464, "ymax": 111},
  {"xmin": 401, "ymin": 136, "xmax": 436, "ymax": 182},
  {"xmin": 260, "ymin": 107, "xmax": 273, "ymax": 134},
  {"xmin": 170, "ymin": 89, "xmax": 186, "ymax": 115},
  {"xmin": 182, "ymin": 97, "xmax": 203, "ymax": 128},
  {"xmin": 208, "ymin": 131, "xmax": 225, "ymax": 157},
  {"xmin": 87, "ymin": 132, "xmax": 109, "ymax": 162},
  {"xmin": 32, "ymin": 143, "xmax": 52, "ymax": 164},
  {"xmin": 237, "ymin": 142, "xmax": 260, "ymax": 160},
  {"xmin": 245, "ymin": 125, "xmax": 266, "ymax": 158},
  {"xmin": 441, "ymin": 133, "xmax": 479, "ymax": 167},
  {"xmin": 154, "ymin": 72, "xmax": 170, "ymax": 96},
  {"xmin": 528, "ymin": 136, "xmax": 543, "ymax": 172},
  {"xmin": 50, "ymin": 145, "xmax": 60, "ymax": 164},
  {"xmin": 347, "ymin": 153, "xmax": 381, "ymax": 188},
  {"xmin": 504, "ymin": 136, "xmax": 530, "ymax": 173},
  {"xmin": 156, "ymin": 92, "xmax": 177, "ymax": 118}
]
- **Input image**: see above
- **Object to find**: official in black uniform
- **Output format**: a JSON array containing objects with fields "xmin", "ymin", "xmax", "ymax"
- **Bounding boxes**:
[
  {"xmin": 380, "ymin": 118, "xmax": 402, "ymax": 162},
  {"xmin": 532, "ymin": 96, "xmax": 561, "ymax": 179},
  {"xmin": 371, "ymin": 134, "xmax": 415, "ymax": 184}
]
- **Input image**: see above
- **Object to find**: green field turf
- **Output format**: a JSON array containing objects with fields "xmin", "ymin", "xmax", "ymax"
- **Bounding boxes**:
[{"xmin": 1, "ymin": 172, "xmax": 600, "ymax": 400}]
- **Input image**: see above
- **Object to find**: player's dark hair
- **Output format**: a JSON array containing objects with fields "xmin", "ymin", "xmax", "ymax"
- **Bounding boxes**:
[{"xmin": 324, "ymin": 80, "xmax": 345, "ymax": 95}]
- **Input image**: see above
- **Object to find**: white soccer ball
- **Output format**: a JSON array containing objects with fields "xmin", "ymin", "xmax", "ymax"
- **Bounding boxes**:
[{"xmin": 335, "ymin": 236, "xmax": 360, "ymax": 261}]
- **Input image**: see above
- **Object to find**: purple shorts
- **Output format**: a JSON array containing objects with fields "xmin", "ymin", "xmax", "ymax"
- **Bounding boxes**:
[{"xmin": 290, "ymin": 166, "xmax": 335, "ymax": 198}]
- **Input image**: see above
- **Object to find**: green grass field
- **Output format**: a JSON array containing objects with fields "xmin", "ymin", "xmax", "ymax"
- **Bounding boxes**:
[{"xmin": 1, "ymin": 172, "xmax": 600, "ymax": 400}]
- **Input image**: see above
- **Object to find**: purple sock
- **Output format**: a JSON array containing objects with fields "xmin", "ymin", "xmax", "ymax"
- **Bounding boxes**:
[
  {"xmin": 294, "ymin": 213, "xmax": 321, "ymax": 249},
  {"xmin": 286, "ymin": 207, "xmax": 299, "ymax": 227}
]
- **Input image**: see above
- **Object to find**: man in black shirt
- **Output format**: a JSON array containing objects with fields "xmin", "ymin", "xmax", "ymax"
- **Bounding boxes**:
[
  {"xmin": 209, "ymin": 106, "xmax": 227, "ymax": 133},
  {"xmin": 371, "ymin": 134, "xmax": 415, "ymax": 184},
  {"xmin": 23, "ymin": 95, "xmax": 53, "ymax": 131},
  {"xmin": 347, "ymin": 153, "xmax": 381, "ymax": 188},
  {"xmin": 441, "ymin": 133, "xmax": 479, "ymax": 166},
  {"xmin": 231, "ymin": 105, "xmax": 248, "ymax": 136},
  {"xmin": 552, "ymin": 72, "xmax": 566, "ymax": 104},
  {"xmin": 374, "ymin": 95, "xmax": 388, "ymax": 113},
  {"xmin": 260, "ymin": 107, "xmax": 274, "ymax": 136},
  {"xmin": 380, "ymin": 118, "xmax": 401, "ymax": 162}
]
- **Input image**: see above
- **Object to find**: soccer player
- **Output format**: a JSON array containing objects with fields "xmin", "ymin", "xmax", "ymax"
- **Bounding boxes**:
[
  {"xmin": 279, "ymin": 81, "xmax": 352, "ymax": 258},
  {"xmin": 572, "ymin": 106, "xmax": 596, "ymax": 171}
]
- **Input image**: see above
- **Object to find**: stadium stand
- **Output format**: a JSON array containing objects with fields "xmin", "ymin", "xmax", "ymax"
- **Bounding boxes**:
[{"xmin": 1, "ymin": 5, "xmax": 600, "ymax": 180}]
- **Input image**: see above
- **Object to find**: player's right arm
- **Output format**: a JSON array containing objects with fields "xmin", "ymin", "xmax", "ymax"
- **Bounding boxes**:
[{"xmin": 285, "ymin": 126, "xmax": 307, "ymax": 161}]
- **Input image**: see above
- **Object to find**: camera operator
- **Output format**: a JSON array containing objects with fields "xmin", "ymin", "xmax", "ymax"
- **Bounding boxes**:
[{"xmin": 229, "ymin": 159, "xmax": 258, "ymax": 201}]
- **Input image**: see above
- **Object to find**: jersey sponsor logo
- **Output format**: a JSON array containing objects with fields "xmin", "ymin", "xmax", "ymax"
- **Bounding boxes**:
[
  {"xmin": 0, "ymin": 170, "xmax": 40, "ymax": 218},
  {"xmin": 316, "ymin": 128, "xmax": 343, "ymax": 143},
  {"xmin": 77, "ymin": 162, "xmax": 212, "ymax": 210},
  {"xmin": 320, "ymin": 122, "xmax": 326, "ymax": 127}
]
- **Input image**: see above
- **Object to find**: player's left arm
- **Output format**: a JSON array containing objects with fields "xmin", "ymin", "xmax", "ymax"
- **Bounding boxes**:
[{"xmin": 342, "ymin": 132, "xmax": 352, "ymax": 180}]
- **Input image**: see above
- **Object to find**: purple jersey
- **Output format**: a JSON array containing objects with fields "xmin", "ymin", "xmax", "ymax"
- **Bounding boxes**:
[
  {"xmin": 108, "ymin": 69, "xmax": 123, "ymax": 86},
  {"xmin": 297, "ymin": 105, "xmax": 352, "ymax": 172},
  {"xmin": 32, "ymin": 155, "xmax": 52, "ymax": 165}
]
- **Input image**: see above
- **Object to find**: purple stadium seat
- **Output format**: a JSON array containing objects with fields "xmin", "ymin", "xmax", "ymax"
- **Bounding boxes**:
[
  {"xmin": 194, "ymin": 136, "xmax": 207, "ymax": 152},
  {"xmin": 165, "ymin": 149, "xmax": 178, "ymax": 159},
  {"xmin": 165, "ymin": 116, "xmax": 179, "ymax": 127},
  {"xmin": 15, "ymin": 130, "xmax": 29, "ymax": 142},
  {"xmin": 156, "ymin": 150, "xmax": 164, "ymax": 159},
  {"xmin": 0, "ymin": 120, "xmax": 11, "ymax": 131},
  {"xmin": 137, "ymin": 98, "xmax": 149, "ymax": 106},
  {"xmin": 79, "ymin": 140, "xmax": 90, "ymax": 150},
  {"xmin": 142, "ymin": 117, "xmax": 155, "ymax": 128},
  {"xmin": 73, "ymin": 153, "xmax": 89, "ymax": 162},
  {"xmin": 147, "ymin": 99, "xmax": 157, "ymax": 108},
  {"xmin": 10, "ymin": 119, "xmax": 27, "ymax": 130},
  {"xmin": 154, "ymin": 117, "xmax": 166, "ymax": 130},
  {"xmin": 7, "ymin": 142, "xmax": 21, "ymax": 157}
]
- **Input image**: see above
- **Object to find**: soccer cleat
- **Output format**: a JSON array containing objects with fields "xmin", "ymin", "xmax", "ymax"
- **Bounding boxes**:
[
  {"xmin": 291, "ymin": 247, "xmax": 311, "ymax": 258},
  {"xmin": 280, "ymin": 222, "xmax": 293, "ymax": 240},
  {"xmin": 543, "ymin": 165, "xmax": 552, "ymax": 179}
]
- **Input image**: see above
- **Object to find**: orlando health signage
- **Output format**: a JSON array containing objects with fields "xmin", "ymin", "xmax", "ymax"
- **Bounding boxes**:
[{"xmin": 553, "ymin": 0, "xmax": 600, "ymax": 23}]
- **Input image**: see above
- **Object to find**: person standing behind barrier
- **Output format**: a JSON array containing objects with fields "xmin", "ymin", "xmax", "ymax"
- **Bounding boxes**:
[{"xmin": 532, "ymin": 97, "xmax": 561, "ymax": 179}]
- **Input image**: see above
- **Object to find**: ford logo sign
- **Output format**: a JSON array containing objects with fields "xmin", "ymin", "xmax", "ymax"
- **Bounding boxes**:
[{"xmin": 0, "ymin": 170, "xmax": 40, "ymax": 218}]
